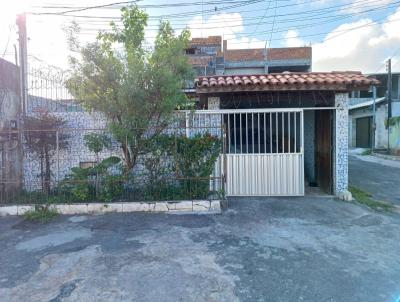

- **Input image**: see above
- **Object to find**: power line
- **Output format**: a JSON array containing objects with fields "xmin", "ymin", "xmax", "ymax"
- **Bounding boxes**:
[
  {"xmin": 30, "ymin": 0, "xmax": 360, "ymax": 20},
  {"xmin": 374, "ymin": 47, "xmax": 400, "ymax": 73},
  {"xmin": 63, "ymin": 0, "xmax": 395, "ymax": 29},
  {"xmin": 248, "ymin": 0, "xmax": 273, "ymax": 37},
  {"xmin": 267, "ymin": 0, "xmax": 278, "ymax": 48},
  {"xmin": 31, "ymin": 0, "xmax": 266, "ymax": 16},
  {"xmin": 2, "ymin": 25, "xmax": 15, "ymax": 59},
  {"xmin": 34, "ymin": 1, "xmax": 141, "ymax": 15},
  {"xmin": 74, "ymin": 2, "xmax": 399, "ymax": 42}
]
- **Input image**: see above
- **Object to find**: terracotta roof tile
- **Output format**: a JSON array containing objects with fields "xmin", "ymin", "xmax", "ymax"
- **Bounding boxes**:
[{"xmin": 196, "ymin": 72, "xmax": 379, "ymax": 92}]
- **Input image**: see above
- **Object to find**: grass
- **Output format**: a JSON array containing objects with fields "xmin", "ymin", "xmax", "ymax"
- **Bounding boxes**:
[
  {"xmin": 361, "ymin": 149, "xmax": 372, "ymax": 156},
  {"xmin": 349, "ymin": 186, "xmax": 394, "ymax": 212},
  {"xmin": 23, "ymin": 206, "xmax": 58, "ymax": 223}
]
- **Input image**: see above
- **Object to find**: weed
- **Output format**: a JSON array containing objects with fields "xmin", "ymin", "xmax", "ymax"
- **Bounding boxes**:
[
  {"xmin": 349, "ymin": 186, "xmax": 393, "ymax": 212},
  {"xmin": 361, "ymin": 149, "xmax": 372, "ymax": 156},
  {"xmin": 23, "ymin": 206, "xmax": 58, "ymax": 222}
]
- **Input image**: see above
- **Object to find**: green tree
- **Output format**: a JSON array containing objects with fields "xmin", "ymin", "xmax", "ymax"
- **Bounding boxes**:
[{"xmin": 67, "ymin": 5, "xmax": 194, "ymax": 172}]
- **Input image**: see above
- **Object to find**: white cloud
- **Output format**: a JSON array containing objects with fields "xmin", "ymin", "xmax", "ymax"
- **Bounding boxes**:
[
  {"xmin": 284, "ymin": 30, "xmax": 306, "ymax": 47},
  {"xmin": 283, "ymin": 7, "xmax": 400, "ymax": 72},
  {"xmin": 341, "ymin": 0, "xmax": 396, "ymax": 14},
  {"xmin": 187, "ymin": 13, "xmax": 265, "ymax": 49}
]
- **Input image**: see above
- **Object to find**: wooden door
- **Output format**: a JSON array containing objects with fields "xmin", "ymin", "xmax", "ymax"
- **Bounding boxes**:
[{"xmin": 315, "ymin": 110, "xmax": 332, "ymax": 194}]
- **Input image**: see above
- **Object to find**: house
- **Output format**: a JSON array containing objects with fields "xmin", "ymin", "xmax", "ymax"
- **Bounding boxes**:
[
  {"xmin": 348, "ymin": 72, "xmax": 400, "ymax": 154},
  {"xmin": 186, "ymin": 36, "xmax": 312, "ymax": 76},
  {"xmin": 194, "ymin": 72, "xmax": 378, "ymax": 199}
]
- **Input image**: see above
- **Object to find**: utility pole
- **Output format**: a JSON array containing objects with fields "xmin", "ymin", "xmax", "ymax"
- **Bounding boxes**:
[
  {"xmin": 372, "ymin": 85, "xmax": 376, "ymax": 152},
  {"xmin": 387, "ymin": 58, "xmax": 392, "ymax": 153},
  {"xmin": 16, "ymin": 13, "xmax": 27, "ymax": 118}
]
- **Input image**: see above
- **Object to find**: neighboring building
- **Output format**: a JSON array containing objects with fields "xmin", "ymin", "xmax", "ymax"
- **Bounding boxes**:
[
  {"xmin": 348, "ymin": 72, "xmax": 400, "ymax": 153},
  {"xmin": 186, "ymin": 36, "xmax": 312, "ymax": 76},
  {"xmin": 195, "ymin": 72, "xmax": 378, "ymax": 199},
  {"xmin": 0, "ymin": 58, "xmax": 23, "ymax": 199}
]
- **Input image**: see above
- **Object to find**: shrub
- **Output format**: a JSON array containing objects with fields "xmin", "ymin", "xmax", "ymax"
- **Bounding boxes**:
[{"xmin": 24, "ymin": 206, "xmax": 58, "ymax": 223}]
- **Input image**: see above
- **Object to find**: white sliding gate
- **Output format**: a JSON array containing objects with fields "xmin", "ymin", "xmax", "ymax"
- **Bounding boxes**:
[{"xmin": 190, "ymin": 109, "xmax": 304, "ymax": 196}]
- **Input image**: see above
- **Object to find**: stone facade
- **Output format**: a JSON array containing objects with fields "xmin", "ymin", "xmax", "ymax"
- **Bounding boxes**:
[
  {"xmin": 334, "ymin": 93, "xmax": 350, "ymax": 197},
  {"xmin": 23, "ymin": 106, "xmax": 121, "ymax": 191}
]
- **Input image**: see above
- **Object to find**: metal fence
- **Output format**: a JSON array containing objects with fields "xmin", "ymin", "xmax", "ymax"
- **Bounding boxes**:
[
  {"xmin": 0, "ymin": 59, "xmax": 226, "ymax": 204},
  {"xmin": 0, "ymin": 122, "xmax": 224, "ymax": 204}
]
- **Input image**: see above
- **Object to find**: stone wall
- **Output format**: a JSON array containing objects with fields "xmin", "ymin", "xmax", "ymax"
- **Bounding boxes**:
[{"xmin": 22, "ymin": 109, "xmax": 121, "ymax": 191}]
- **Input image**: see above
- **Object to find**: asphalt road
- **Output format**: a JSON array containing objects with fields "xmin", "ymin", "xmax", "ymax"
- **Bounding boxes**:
[
  {"xmin": 349, "ymin": 155, "xmax": 400, "ymax": 205},
  {"xmin": 1, "ymin": 196, "xmax": 400, "ymax": 302}
]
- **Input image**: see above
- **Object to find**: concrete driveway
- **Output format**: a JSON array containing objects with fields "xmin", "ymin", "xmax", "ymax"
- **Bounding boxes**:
[
  {"xmin": 1, "ymin": 197, "xmax": 400, "ymax": 302},
  {"xmin": 349, "ymin": 155, "xmax": 400, "ymax": 205}
]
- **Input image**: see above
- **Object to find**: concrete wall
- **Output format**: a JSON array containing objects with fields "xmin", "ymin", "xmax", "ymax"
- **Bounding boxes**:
[
  {"xmin": 349, "ymin": 103, "xmax": 388, "ymax": 149},
  {"xmin": 224, "ymin": 67, "xmax": 265, "ymax": 75},
  {"xmin": 0, "ymin": 59, "xmax": 22, "ymax": 199},
  {"xmin": 303, "ymin": 110, "xmax": 315, "ymax": 184}
]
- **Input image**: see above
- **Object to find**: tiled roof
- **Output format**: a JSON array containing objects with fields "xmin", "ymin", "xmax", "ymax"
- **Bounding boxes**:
[
  {"xmin": 224, "ymin": 49, "xmax": 265, "ymax": 61},
  {"xmin": 196, "ymin": 72, "xmax": 379, "ymax": 93},
  {"xmin": 267, "ymin": 47, "xmax": 311, "ymax": 61},
  {"xmin": 190, "ymin": 36, "xmax": 222, "ymax": 46},
  {"xmin": 188, "ymin": 56, "xmax": 213, "ymax": 66}
]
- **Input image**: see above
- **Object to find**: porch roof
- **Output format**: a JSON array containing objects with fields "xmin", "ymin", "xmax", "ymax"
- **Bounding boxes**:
[{"xmin": 195, "ymin": 71, "xmax": 379, "ymax": 94}]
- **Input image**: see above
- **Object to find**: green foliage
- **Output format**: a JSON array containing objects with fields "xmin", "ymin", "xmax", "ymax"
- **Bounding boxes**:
[
  {"xmin": 361, "ymin": 149, "xmax": 372, "ymax": 156},
  {"xmin": 139, "ymin": 133, "xmax": 222, "ymax": 200},
  {"xmin": 349, "ymin": 186, "xmax": 393, "ymax": 212},
  {"xmin": 84, "ymin": 133, "xmax": 111, "ymax": 154},
  {"xmin": 24, "ymin": 206, "xmax": 58, "ymax": 223},
  {"xmin": 385, "ymin": 116, "xmax": 400, "ymax": 128},
  {"xmin": 62, "ymin": 156, "xmax": 124, "ymax": 202},
  {"xmin": 67, "ymin": 5, "xmax": 194, "ymax": 172}
]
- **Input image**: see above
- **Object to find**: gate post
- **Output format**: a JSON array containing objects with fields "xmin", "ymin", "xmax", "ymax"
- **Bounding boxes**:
[{"xmin": 334, "ymin": 93, "xmax": 352, "ymax": 201}]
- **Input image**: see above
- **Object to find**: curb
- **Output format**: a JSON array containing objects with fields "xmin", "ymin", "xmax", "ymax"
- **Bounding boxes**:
[
  {"xmin": 0, "ymin": 200, "xmax": 222, "ymax": 216},
  {"xmin": 372, "ymin": 152, "xmax": 400, "ymax": 161}
]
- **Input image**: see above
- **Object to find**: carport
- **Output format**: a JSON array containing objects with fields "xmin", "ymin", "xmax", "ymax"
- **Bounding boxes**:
[{"xmin": 195, "ymin": 72, "xmax": 379, "ymax": 198}]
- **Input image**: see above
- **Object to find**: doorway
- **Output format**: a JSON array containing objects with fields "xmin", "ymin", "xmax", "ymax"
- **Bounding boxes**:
[
  {"xmin": 356, "ymin": 116, "xmax": 372, "ymax": 148},
  {"xmin": 315, "ymin": 110, "xmax": 333, "ymax": 194}
]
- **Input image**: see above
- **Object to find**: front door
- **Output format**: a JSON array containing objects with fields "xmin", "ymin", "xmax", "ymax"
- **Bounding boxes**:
[{"xmin": 315, "ymin": 110, "xmax": 332, "ymax": 194}]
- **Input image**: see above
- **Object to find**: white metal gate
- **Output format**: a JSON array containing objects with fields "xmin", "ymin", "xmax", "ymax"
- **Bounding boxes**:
[{"xmin": 190, "ymin": 109, "xmax": 304, "ymax": 196}]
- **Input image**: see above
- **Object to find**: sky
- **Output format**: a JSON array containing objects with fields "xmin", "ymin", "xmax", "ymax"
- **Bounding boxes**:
[{"xmin": 1, "ymin": 0, "xmax": 400, "ymax": 73}]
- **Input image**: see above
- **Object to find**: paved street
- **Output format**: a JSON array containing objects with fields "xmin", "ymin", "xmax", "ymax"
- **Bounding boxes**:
[
  {"xmin": 349, "ymin": 155, "xmax": 400, "ymax": 205},
  {"xmin": 1, "ymin": 197, "xmax": 400, "ymax": 302}
]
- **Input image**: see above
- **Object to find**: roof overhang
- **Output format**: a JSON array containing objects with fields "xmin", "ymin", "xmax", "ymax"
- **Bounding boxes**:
[
  {"xmin": 195, "ymin": 72, "xmax": 379, "ymax": 94},
  {"xmin": 349, "ymin": 97, "xmax": 386, "ymax": 110}
]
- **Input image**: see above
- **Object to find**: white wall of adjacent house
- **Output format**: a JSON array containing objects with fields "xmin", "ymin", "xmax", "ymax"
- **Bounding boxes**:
[{"xmin": 349, "ymin": 104, "xmax": 388, "ymax": 149}]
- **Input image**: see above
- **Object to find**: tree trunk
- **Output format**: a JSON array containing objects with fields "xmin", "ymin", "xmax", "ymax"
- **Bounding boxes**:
[
  {"xmin": 44, "ymin": 146, "xmax": 51, "ymax": 195},
  {"xmin": 40, "ymin": 152, "xmax": 44, "ymax": 194}
]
